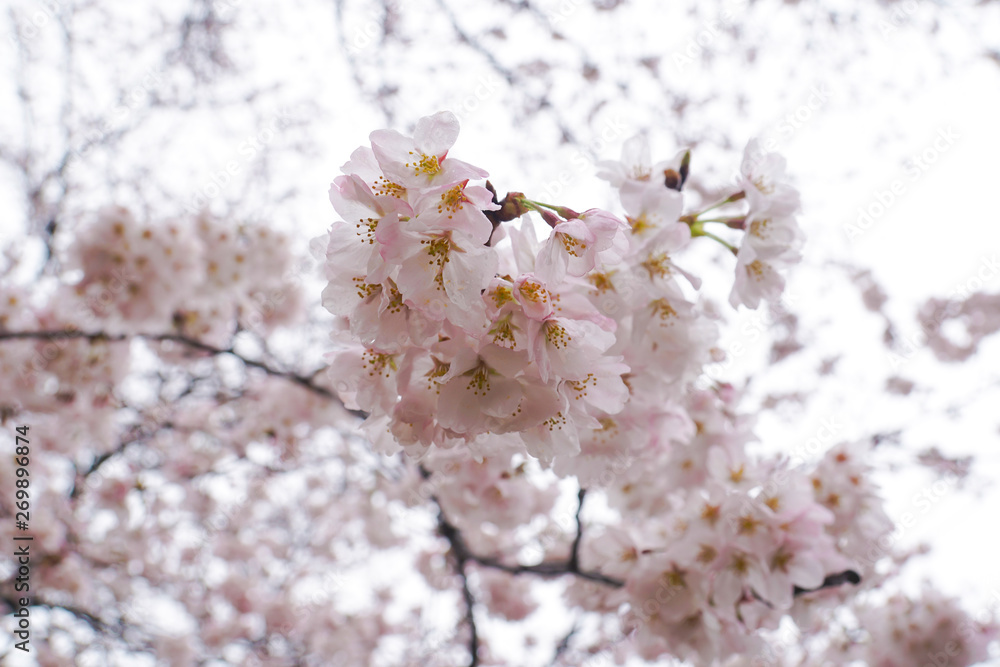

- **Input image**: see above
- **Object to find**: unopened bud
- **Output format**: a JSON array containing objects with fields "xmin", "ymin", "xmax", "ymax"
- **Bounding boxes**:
[
  {"xmin": 498, "ymin": 192, "xmax": 530, "ymax": 221},
  {"xmin": 678, "ymin": 150, "xmax": 691, "ymax": 189},
  {"xmin": 551, "ymin": 205, "xmax": 581, "ymax": 220},
  {"xmin": 539, "ymin": 208, "xmax": 561, "ymax": 228}
]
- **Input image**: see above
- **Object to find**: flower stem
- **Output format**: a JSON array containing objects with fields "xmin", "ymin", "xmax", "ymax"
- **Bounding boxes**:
[
  {"xmin": 692, "ymin": 191, "xmax": 746, "ymax": 218},
  {"xmin": 691, "ymin": 224, "xmax": 739, "ymax": 255},
  {"xmin": 523, "ymin": 198, "xmax": 580, "ymax": 220}
]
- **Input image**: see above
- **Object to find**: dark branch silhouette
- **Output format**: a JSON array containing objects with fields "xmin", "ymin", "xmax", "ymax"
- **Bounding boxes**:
[
  {"xmin": 0, "ymin": 328, "xmax": 365, "ymax": 419},
  {"xmin": 793, "ymin": 569, "xmax": 862, "ymax": 596}
]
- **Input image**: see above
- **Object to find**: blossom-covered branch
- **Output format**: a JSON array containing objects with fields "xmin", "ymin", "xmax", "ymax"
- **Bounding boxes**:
[{"xmin": 0, "ymin": 328, "xmax": 363, "ymax": 418}]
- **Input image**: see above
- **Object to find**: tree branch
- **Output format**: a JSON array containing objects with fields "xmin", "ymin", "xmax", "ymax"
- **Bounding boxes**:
[
  {"xmin": 568, "ymin": 487, "xmax": 586, "ymax": 573},
  {"xmin": 0, "ymin": 329, "xmax": 366, "ymax": 419},
  {"xmin": 431, "ymin": 488, "xmax": 480, "ymax": 667},
  {"xmin": 2, "ymin": 596, "xmax": 116, "ymax": 635},
  {"xmin": 549, "ymin": 621, "xmax": 578, "ymax": 667},
  {"xmin": 422, "ymin": 466, "xmax": 625, "ymax": 589},
  {"xmin": 793, "ymin": 569, "xmax": 861, "ymax": 596}
]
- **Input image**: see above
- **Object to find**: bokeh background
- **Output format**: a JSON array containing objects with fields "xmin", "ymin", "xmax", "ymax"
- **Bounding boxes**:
[{"xmin": 3, "ymin": 0, "xmax": 1000, "ymax": 664}]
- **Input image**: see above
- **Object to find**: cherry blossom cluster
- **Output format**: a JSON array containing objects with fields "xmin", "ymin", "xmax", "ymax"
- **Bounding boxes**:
[
  {"xmin": 319, "ymin": 112, "xmax": 804, "ymax": 469},
  {"xmin": 917, "ymin": 292, "xmax": 1000, "ymax": 363},
  {"xmin": 0, "ymin": 284, "xmax": 130, "ymax": 454},
  {"xmin": 6, "ymin": 110, "xmax": 997, "ymax": 667},
  {"xmin": 0, "ymin": 205, "xmax": 308, "ymax": 463},
  {"xmin": 569, "ymin": 389, "xmax": 891, "ymax": 664},
  {"xmin": 0, "ymin": 401, "xmax": 393, "ymax": 666},
  {"xmin": 64, "ymin": 206, "xmax": 301, "ymax": 342},
  {"xmin": 315, "ymin": 113, "xmax": 964, "ymax": 663},
  {"xmin": 816, "ymin": 586, "xmax": 999, "ymax": 667},
  {"xmin": 727, "ymin": 140, "xmax": 805, "ymax": 309}
]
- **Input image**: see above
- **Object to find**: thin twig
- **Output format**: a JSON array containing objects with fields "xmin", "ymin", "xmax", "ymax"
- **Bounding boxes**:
[
  {"xmin": 432, "ymin": 490, "xmax": 480, "ymax": 666},
  {"xmin": 568, "ymin": 487, "xmax": 586, "ymax": 573},
  {"xmin": 549, "ymin": 621, "xmax": 578, "ymax": 666}
]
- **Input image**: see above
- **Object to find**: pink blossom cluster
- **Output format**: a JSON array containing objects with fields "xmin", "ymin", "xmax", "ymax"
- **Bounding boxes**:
[
  {"xmin": 316, "ymin": 113, "xmax": 911, "ymax": 660},
  {"xmin": 0, "ymin": 367, "xmax": 389, "ymax": 666},
  {"xmin": 319, "ymin": 112, "xmax": 804, "ymax": 470},
  {"xmin": 6, "ymin": 111, "xmax": 997, "ymax": 667},
  {"xmin": 918, "ymin": 292, "xmax": 1000, "ymax": 363},
  {"xmin": 566, "ymin": 389, "xmax": 891, "ymax": 664},
  {"xmin": 320, "ymin": 112, "xmax": 619, "ymax": 463},
  {"xmin": 65, "ymin": 206, "xmax": 301, "ymax": 341},
  {"xmin": 65, "ymin": 205, "xmax": 202, "ymax": 330},
  {"xmin": 729, "ymin": 141, "xmax": 805, "ymax": 309},
  {"xmin": 0, "ymin": 285, "xmax": 129, "ymax": 453},
  {"xmin": 818, "ymin": 587, "xmax": 1000, "ymax": 667}
]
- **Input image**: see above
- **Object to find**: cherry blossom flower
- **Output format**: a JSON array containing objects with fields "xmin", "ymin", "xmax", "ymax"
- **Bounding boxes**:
[
  {"xmin": 597, "ymin": 133, "xmax": 688, "ymax": 192},
  {"xmin": 369, "ymin": 110, "xmax": 487, "ymax": 189},
  {"xmin": 535, "ymin": 209, "xmax": 626, "ymax": 283},
  {"xmin": 729, "ymin": 244, "xmax": 790, "ymax": 309},
  {"xmin": 740, "ymin": 139, "xmax": 801, "ymax": 217}
]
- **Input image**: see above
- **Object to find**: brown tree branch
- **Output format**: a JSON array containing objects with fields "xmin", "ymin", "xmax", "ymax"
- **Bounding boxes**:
[
  {"xmin": 568, "ymin": 487, "xmax": 586, "ymax": 573},
  {"xmin": 0, "ymin": 329, "xmax": 366, "ymax": 419}
]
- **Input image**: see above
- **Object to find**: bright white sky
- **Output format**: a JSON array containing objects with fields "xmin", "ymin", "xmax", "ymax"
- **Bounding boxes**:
[{"xmin": 754, "ymin": 56, "xmax": 1000, "ymax": 595}]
